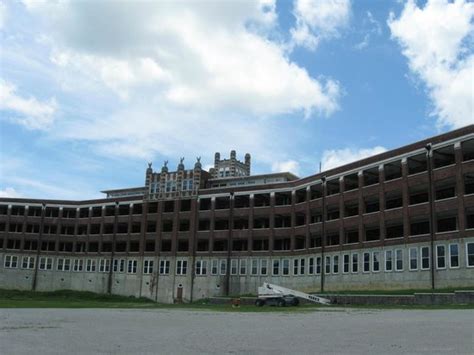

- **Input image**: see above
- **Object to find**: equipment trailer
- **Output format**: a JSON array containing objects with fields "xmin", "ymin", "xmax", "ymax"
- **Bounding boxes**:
[{"xmin": 256, "ymin": 282, "xmax": 331, "ymax": 307}]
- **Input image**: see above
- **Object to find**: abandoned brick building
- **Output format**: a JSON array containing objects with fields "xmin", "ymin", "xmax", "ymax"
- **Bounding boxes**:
[{"xmin": 1, "ymin": 125, "xmax": 473, "ymax": 303}]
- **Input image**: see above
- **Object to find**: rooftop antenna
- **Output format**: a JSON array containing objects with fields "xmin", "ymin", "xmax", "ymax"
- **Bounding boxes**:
[{"xmin": 319, "ymin": 161, "xmax": 322, "ymax": 173}]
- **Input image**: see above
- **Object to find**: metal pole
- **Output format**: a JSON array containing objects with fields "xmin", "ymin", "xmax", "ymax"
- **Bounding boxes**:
[
  {"xmin": 426, "ymin": 144, "xmax": 436, "ymax": 290},
  {"xmin": 320, "ymin": 177, "xmax": 326, "ymax": 293},
  {"xmin": 107, "ymin": 201, "xmax": 119, "ymax": 294},
  {"xmin": 32, "ymin": 203, "xmax": 46, "ymax": 291}
]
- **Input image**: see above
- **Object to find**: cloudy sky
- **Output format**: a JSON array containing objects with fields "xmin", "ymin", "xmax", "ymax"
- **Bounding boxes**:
[{"xmin": 0, "ymin": 0, "xmax": 473, "ymax": 200}]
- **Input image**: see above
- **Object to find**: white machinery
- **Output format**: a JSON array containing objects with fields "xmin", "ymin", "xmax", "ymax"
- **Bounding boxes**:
[{"xmin": 256, "ymin": 282, "xmax": 331, "ymax": 307}]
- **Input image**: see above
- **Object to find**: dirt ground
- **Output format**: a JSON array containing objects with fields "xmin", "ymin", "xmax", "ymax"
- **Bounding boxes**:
[{"xmin": 0, "ymin": 308, "xmax": 472, "ymax": 354}]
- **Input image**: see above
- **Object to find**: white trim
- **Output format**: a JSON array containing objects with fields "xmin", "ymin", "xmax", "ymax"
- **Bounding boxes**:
[
  {"xmin": 436, "ymin": 244, "xmax": 447, "ymax": 270},
  {"xmin": 449, "ymin": 243, "xmax": 460, "ymax": 269},
  {"xmin": 466, "ymin": 242, "xmax": 474, "ymax": 268}
]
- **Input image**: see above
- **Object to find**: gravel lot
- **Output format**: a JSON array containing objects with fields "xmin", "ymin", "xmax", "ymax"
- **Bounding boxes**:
[{"xmin": 0, "ymin": 308, "xmax": 472, "ymax": 354}]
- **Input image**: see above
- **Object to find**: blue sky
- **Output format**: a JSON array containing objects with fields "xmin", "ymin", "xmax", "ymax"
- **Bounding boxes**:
[{"xmin": 0, "ymin": 0, "xmax": 472, "ymax": 200}]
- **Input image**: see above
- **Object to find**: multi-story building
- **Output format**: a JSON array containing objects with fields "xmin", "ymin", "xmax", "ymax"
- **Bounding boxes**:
[{"xmin": 1, "ymin": 126, "xmax": 473, "ymax": 303}]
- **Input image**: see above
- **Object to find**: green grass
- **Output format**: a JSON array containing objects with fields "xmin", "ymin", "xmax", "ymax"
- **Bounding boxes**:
[{"xmin": 0, "ymin": 289, "xmax": 473, "ymax": 311}]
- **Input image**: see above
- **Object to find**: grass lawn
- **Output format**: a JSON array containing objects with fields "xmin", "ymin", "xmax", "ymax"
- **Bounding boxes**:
[{"xmin": 0, "ymin": 289, "xmax": 473, "ymax": 311}]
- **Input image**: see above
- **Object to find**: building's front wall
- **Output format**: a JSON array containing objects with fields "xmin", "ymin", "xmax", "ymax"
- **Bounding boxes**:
[{"xmin": 1, "ymin": 126, "xmax": 474, "ymax": 303}]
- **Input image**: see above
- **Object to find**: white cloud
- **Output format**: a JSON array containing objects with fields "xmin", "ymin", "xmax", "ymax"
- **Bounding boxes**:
[
  {"xmin": 0, "ymin": 1, "xmax": 6, "ymax": 29},
  {"xmin": 272, "ymin": 160, "xmax": 300, "ymax": 176},
  {"xmin": 321, "ymin": 146, "xmax": 387, "ymax": 171},
  {"xmin": 354, "ymin": 11, "xmax": 382, "ymax": 50},
  {"xmin": 0, "ymin": 187, "xmax": 21, "ymax": 198},
  {"xmin": 291, "ymin": 0, "xmax": 351, "ymax": 51},
  {"xmin": 388, "ymin": 0, "xmax": 474, "ymax": 128},
  {"xmin": 0, "ymin": 80, "xmax": 57, "ymax": 130}
]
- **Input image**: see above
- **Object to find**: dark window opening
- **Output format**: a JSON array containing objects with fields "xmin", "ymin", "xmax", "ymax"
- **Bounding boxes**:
[
  {"xmin": 162, "ymin": 220, "xmax": 173, "ymax": 232},
  {"xmin": 310, "ymin": 184, "xmax": 322, "ymax": 199},
  {"xmin": 79, "ymin": 208, "xmax": 89, "ymax": 218},
  {"xmin": 274, "ymin": 215, "xmax": 291, "ymax": 228},
  {"xmin": 254, "ymin": 193, "xmax": 270, "ymax": 207},
  {"xmin": 24, "ymin": 240, "xmax": 38, "ymax": 251},
  {"xmin": 115, "ymin": 242, "xmax": 127, "ymax": 252},
  {"xmin": 365, "ymin": 227, "xmax": 380, "ymax": 241},
  {"xmin": 345, "ymin": 230, "xmax": 359, "ymax": 244},
  {"xmin": 26, "ymin": 224, "xmax": 40, "ymax": 234},
  {"xmin": 232, "ymin": 239, "xmax": 248, "ymax": 251},
  {"xmin": 198, "ymin": 219, "xmax": 210, "ymax": 231},
  {"xmin": 215, "ymin": 197, "xmax": 230, "ymax": 210},
  {"xmin": 60, "ymin": 225, "xmax": 75, "ymax": 235},
  {"xmin": 41, "ymin": 241, "xmax": 55, "ymax": 251},
  {"xmin": 161, "ymin": 240, "xmax": 172, "ymax": 252},
  {"xmin": 326, "ymin": 233, "xmax": 339, "ymax": 246},
  {"xmin": 233, "ymin": 218, "xmax": 248, "ymax": 230},
  {"xmin": 199, "ymin": 198, "xmax": 211, "ymax": 211},
  {"xmin": 148, "ymin": 202, "xmax": 158, "ymax": 214},
  {"xmin": 131, "ymin": 222, "xmax": 141, "ymax": 234},
  {"xmin": 214, "ymin": 219, "xmax": 229, "ymax": 230},
  {"xmin": 327, "ymin": 179, "xmax": 340, "ymax": 195},
  {"xmin": 295, "ymin": 236, "xmax": 306, "ymax": 249},
  {"xmin": 77, "ymin": 225, "xmax": 87, "ymax": 235},
  {"xmin": 295, "ymin": 213, "xmax": 306, "ymax": 226},
  {"xmin": 145, "ymin": 241, "xmax": 155, "ymax": 252},
  {"xmin": 88, "ymin": 242, "xmax": 99, "ymax": 252},
  {"xmin": 466, "ymin": 208, "xmax": 474, "ymax": 229},
  {"xmin": 462, "ymin": 139, "xmax": 474, "ymax": 161},
  {"xmin": 0, "ymin": 205, "xmax": 8, "ymax": 215},
  {"xmin": 117, "ymin": 223, "xmax": 128, "ymax": 234},
  {"xmin": 9, "ymin": 223, "xmax": 23, "ymax": 233},
  {"xmin": 274, "ymin": 238, "xmax": 291, "ymax": 251},
  {"xmin": 75, "ymin": 242, "xmax": 86, "ymax": 253},
  {"xmin": 129, "ymin": 241, "xmax": 140, "ymax": 252},
  {"xmin": 408, "ymin": 154, "xmax": 427, "ymax": 175},
  {"xmin": 386, "ymin": 223, "xmax": 404, "ymax": 239},
  {"xmin": 409, "ymin": 186, "xmax": 429, "ymax": 205},
  {"xmin": 213, "ymin": 239, "xmax": 228, "ymax": 252},
  {"xmin": 180, "ymin": 200, "xmax": 191, "ymax": 212},
  {"xmin": 197, "ymin": 239, "xmax": 209, "ymax": 251},
  {"xmin": 275, "ymin": 192, "xmax": 292, "ymax": 206},
  {"xmin": 327, "ymin": 207, "xmax": 340, "ymax": 221},
  {"xmin": 89, "ymin": 224, "xmax": 100, "ymax": 235},
  {"xmin": 364, "ymin": 197, "xmax": 380, "ymax": 213},
  {"xmin": 132, "ymin": 204, "xmax": 142, "ymax": 215},
  {"xmin": 100, "ymin": 242, "xmax": 112, "ymax": 253},
  {"xmin": 310, "ymin": 210, "xmax": 322, "ymax": 223},
  {"xmin": 385, "ymin": 192, "xmax": 403, "ymax": 209},
  {"xmin": 147, "ymin": 221, "xmax": 156, "ymax": 233},
  {"xmin": 437, "ymin": 215, "xmax": 457, "ymax": 232},
  {"xmin": 433, "ymin": 145, "xmax": 455, "ymax": 168},
  {"xmin": 435, "ymin": 179, "xmax": 456, "ymax": 200},
  {"xmin": 234, "ymin": 195, "xmax": 250, "ymax": 208},
  {"xmin": 410, "ymin": 220, "xmax": 430, "ymax": 236},
  {"xmin": 118, "ymin": 205, "xmax": 130, "ymax": 216},
  {"xmin": 179, "ymin": 220, "xmax": 190, "ymax": 232},
  {"xmin": 103, "ymin": 224, "xmax": 114, "ymax": 234},
  {"xmin": 45, "ymin": 207, "xmax": 59, "ymax": 218},
  {"xmin": 465, "ymin": 174, "xmax": 474, "ymax": 194},
  {"xmin": 105, "ymin": 205, "xmax": 115, "ymax": 216},
  {"xmin": 28, "ymin": 206, "xmax": 42, "ymax": 217},
  {"xmin": 91, "ymin": 206, "xmax": 102, "ymax": 217},
  {"xmin": 384, "ymin": 161, "xmax": 402, "ymax": 180},
  {"xmin": 363, "ymin": 167, "xmax": 379, "ymax": 186},
  {"xmin": 0, "ymin": 222, "xmax": 5, "ymax": 232},
  {"xmin": 62, "ymin": 208, "xmax": 76, "ymax": 219},
  {"xmin": 164, "ymin": 201, "xmax": 174, "ymax": 213},
  {"xmin": 252, "ymin": 238, "xmax": 269, "ymax": 251},
  {"xmin": 11, "ymin": 206, "xmax": 25, "ymax": 216},
  {"xmin": 310, "ymin": 234, "xmax": 322, "ymax": 248},
  {"xmin": 59, "ymin": 242, "xmax": 73, "ymax": 252},
  {"xmin": 253, "ymin": 217, "xmax": 270, "ymax": 229},
  {"xmin": 344, "ymin": 173, "xmax": 359, "ymax": 191},
  {"xmin": 295, "ymin": 189, "xmax": 307, "ymax": 203},
  {"xmin": 344, "ymin": 202, "xmax": 359, "ymax": 217}
]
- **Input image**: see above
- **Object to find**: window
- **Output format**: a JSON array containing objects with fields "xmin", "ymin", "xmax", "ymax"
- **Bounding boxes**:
[
  {"xmin": 195, "ymin": 260, "xmax": 207, "ymax": 275},
  {"xmin": 22, "ymin": 256, "xmax": 35, "ymax": 269},
  {"xmin": 292, "ymin": 259, "xmax": 298, "ymax": 275},
  {"xmin": 282, "ymin": 259, "xmax": 290, "ymax": 275},
  {"xmin": 299, "ymin": 258, "xmax": 305, "ymax": 275},
  {"xmin": 57, "ymin": 258, "xmax": 71, "ymax": 271},
  {"xmin": 343, "ymin": 254, "xmax": 350, "ymax": 273},
  {"xmin": 219, "ymin": 259, "xmax": 227, "ymax": 275},
  {"xmin": 308, "ymin": 257, "xmax": 315, "ymax": 274},
  {"xmin": 421, "ymin": 247, "xmax": 430, "ymax": 270},
  {"xmin": 316, "ymin": 256, "xmax": 321, "ymax": 275},
  {"xmin": 176, "ymin": 260, "xmax": 187, "ymax": 275},
  {"xmin": 385, "ymin": 250, "xmax": 393, "ymax": 271},
  {"xmin": 260, "ymin": 259, "xmax": 268, "ymax": 275},
  {"xmin": 409, "ymin": 248, "xmax": 418, "ymax": 270},
  {"xmin": 332, "ymin": 255, "xmax": 339, "ymax": 274},
  {"xmin": 239, "ymin": 259, "xmax": 247, "ymax": 275},
  {"xmin": 325, "ymin": 256, "xmax": 331, "ymax": 274},
  {"xmin": 113, "ymin": 259, "xmax": 125, "ymax": 273},
  {"xmin": 251, "ymin": 259, "xmax": 258, "ymax": 275},
  {"xmin": 272, "ymin": 259, "xmax": 280, "ymax": 275},
  {"xmin": 73, "ymin": 259, "xmax": 84, "ymax": 272},
  {"xmin": 128, "ymin": 259, "xmax": 138, "ymax": 274},
  {"xmin": 230, "ymin": 259, "xmax": 238, "ymax": 275},
  {"xmin": 143, "ymin": 260, "xmax": 154, "ymax": 274},
  {"xmin": 159, "ymin": 260, "xmax": 170, "ymax": 275},
  {"xmin": 99, "ymin": 259, "xmax": 110, "ymax": 273},
  {"xmin": 4, "ymin": 255, "xmax": 18, "ymax": 268},
  {"xmin": 363, "ymin": 252, "xmax": 370, "ymax": 273},
  {"xmin": 395, "ymin": 249, "xmax": 403, "ymax": 271},
  {"xmin": 86, "ymin": 259, "xmax": 96, "ymax": 272},
  {"xmin": 211, "ymin": 260, "xmax": 219, "ymax": 275},
  {"xmin": 436, "ymin": 245, "xmax": 446, "ymax": 269},
  {"xmin": 449, "ymin": 244, "xmax": 459, "ymax": 268},
  {"xmin": 351, "ymin": 253, "xmax": 358, "ymax": 273},
  {"xmin": 467, "ymin": 243, "xmax": 474, "ymax": 267},
  {"xmin": 372, "ymin": 251, "xmax": 380, "ymax": 272},
  {"xmin": 39, "ymin": 257, "xmax": 53, "ymax": 270}
]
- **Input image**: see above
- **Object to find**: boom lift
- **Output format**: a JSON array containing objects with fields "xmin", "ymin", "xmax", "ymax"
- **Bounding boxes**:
[{"xmin": 256, "ymin": 282, "xmax": 331, "ymax": 307}]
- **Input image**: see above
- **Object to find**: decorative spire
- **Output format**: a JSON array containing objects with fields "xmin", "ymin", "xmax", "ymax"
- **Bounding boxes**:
[
  {"xmin": 178, "ymin": 157, "xmax": 185, "ymax": 171},
  {"xmin": 161, "ymin": 160, "xmax": 168, "ymax": 173},
  {"xmin": 194, "ymin": 156, "xmax": 202, "ymax": 169}
]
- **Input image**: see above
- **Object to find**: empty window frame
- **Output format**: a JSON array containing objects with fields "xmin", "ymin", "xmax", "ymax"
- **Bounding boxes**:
[
  {"xmin": 282, "ymin": 259, "xmax": 290, "ymax": 275},
  {"xmin": 364, "ymin": 196, "xmax": 380, "ymax": 213},
  {"xmin": 435, "ymin": 178, "xmax": 456, "ymax": 200},
  {"xmin": 345, "ymin": 230, "xmax": 359, "ymax": 244},
  {"xmin": 230, "ymin": 259, "xmax": 238, "ymax": 275},
  {"xmin": 410, "ymin": 219, "xmax": 430, "ymax": 236},
  {"xmin": 272, "ymin": 259, "xmax": 280, "ymax": 275},
  {"xmin": 343, "ymin": 254, "xmax": 350, "ymax": 273},
  {"xmin": 461, "ymin": 139, "xmax": 474, "ymax": 161},
  {"xmin": 332, "ymin": 255, "xmax": 339, "ymax": 274},
  {"xmin": 384, "ymin": 161, "xmax": 402, "ymax": 180},
  {"xmin": 310, "ymin": 184, "xmax": 323, "ymax": 200},
  {"xmin": 409, "ymin": 185, "xmax": 429, "ymax": 205},
  {"xmin": 219, "ymin": 259, "xmax": 227, "ymax": 275},
  {"xmin": 395, "ymin": 249, "xmax": 403, "ymax": 271},
  {"xmin": 316, "ymin": 256, "xmax": 322, "ymax": 275},
  {"xmin": 408, "ymin": 153, "xmax": 427, "ymax": 175},
  {"xmin": 363, "ymin": 167, "xmax": 379, "ymax": 186},
  {"xmin": 365, "ymin": 226, "xmax": 380, "ymax": 242},
  {"xmin": 260, "ymin": 259, "xmax": 268, "ymax": 275},
  {"xmin": 327, "ymin": 207, "xmax": 340, "ymax": 221},
  {"xmin": 409, "ymin": 247, "xmax": 418, "ymax": 270},
  {"xmin": 436, "ymin": 245, "xmax": 446, "ymax": 269},
  {"xmin": 363, "ymin": 252, "xmax": 370, "ymax": 273},
  {"xmin": 421, "ymin": 247, "xmax": 430, "ymax": 270},
  {"xmin": 325, "ymin": 256, "xmax": 331, "ymax": 274},
  {"xmin": 449, "ymin": 244, "xmax": 459, "ymax": 268},
  {"xmin": 465, "ymin": 174, "xmax": 474, "ymax": 195},
  {"xmin": 251, "ymin": 259, "xmax": 259, "ymax": 275},
  {"xmin": 254, "ymin": 194, "xmax": 270, "ymax": 207},
  {"xmin": 385, "ymin": 191, "xmax": 403, "ymax": 209},
  {"xmin": 351, "ymin": 253, "xmax": 358, "ymax": 273},
  {"xmin": 215, "ymin": 197, "xmax": 230, "ymax": 210},
  {"xmin": 372, "ymin": 251, "xmax": 380, "ymax": 272},
  {"xmin": 433, "ymin": 145, "xmax": 455, "ymax": 168},
  {"xmin": 344, "ymin": 201, "xmax": 359, "ymax": 217},
  {"xmin": 326, "ymin": 179, "xmax": 340, "ymax": 196},
  {"xmin": 386, "ymin": 222, "xmax": 404, "ymax": 239},
  {"xmin": 239, "ymin": 259, "xmax": 247, "ymax": 275},
  {"xmin": 326, "ymin": 232, "xmax": 340, "ymax": 246},
  {"xmin": 211, "ymin": 260, "xmax": 219, "ymax": 275},
  {"xmin": 275, "ymin": 192, "xmax": 292, "ymax": 206},
  {"xmin": 273, "ymin": 238, "xmax": 291, "ymax": 251},
  {"xmin": 344, "ymin": 173, "xmax": 359, "ymax": 191},
  {"xmin": 436, "ymin": 214, "xmax": 457, "ymax": 233},
  {"xmin": 308, "ymin": 257, "xmax": 315, "ymax": 275}
]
